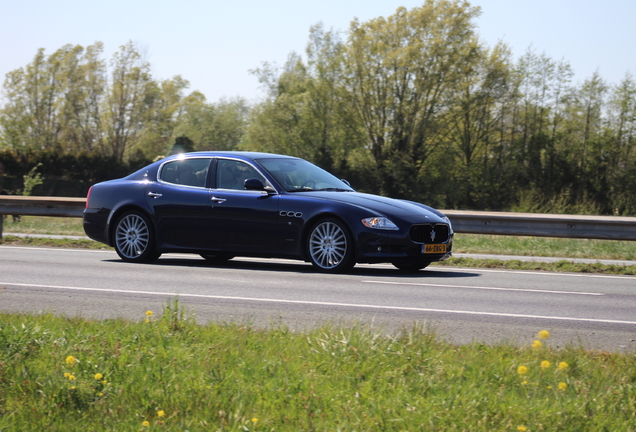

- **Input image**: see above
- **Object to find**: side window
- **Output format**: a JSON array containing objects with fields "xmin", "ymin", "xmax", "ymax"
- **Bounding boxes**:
[
  {"xmin": 217, "ymin": 159, "xmax": 266, "ymax": 190},
  {"xmin": 160, "ymin": 159, "xmax": 210, "ymax": 187}
]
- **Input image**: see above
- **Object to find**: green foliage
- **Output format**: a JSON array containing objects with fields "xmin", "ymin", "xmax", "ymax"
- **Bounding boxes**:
[
  {"xmin": 0, "ymin": 149, "xmax": 151, "ymax": 196},
  {"xmin": 21, "ymin": 163, "xmax": 44, "ymax": 196},
  {"xmin": 2, "ymin": 5, "xmax": 636, "ymax": 214},
  {"xmin": 174, "ymin": 95, "xmax": 249, "ymax": 151},
  {"xmin": 1, "ymin": 309, "xmax": 635, "ymax": 430},
  {"xmin": 0, "ymin": 41, "xmax": 245, "ymax": 162},
  {"xmin": 244, "ymin": 2, "xmax": 636, "ymax": 215}
]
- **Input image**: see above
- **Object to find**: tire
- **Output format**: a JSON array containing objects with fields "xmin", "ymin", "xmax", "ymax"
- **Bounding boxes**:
[
  {"xmin": 392, "ymin": 260, "xmax": 431, "ymax": 272},
  {"xmin": 200, "ymin": 253, "xmax": 235, "ymax": 263},
  {"xmin": 113, "ymin": 211, "xmax": 160, "ymax": 263},
  {"xmin": 307, "ymin": 218, "xmax": 355, "ymax": 273}
]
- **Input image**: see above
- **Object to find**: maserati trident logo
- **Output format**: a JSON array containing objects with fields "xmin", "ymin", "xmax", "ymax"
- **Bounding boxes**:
[{"xmin": 430, "ymin": 228, "xmax": 436, "ymax": 242}]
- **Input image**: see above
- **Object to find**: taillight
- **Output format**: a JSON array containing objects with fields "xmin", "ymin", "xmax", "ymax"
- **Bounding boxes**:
[{"xmin": 85, "ymin": 186, "xmax": 92, "ymax": 209}]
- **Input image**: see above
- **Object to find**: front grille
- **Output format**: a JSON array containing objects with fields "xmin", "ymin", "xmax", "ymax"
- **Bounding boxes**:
[{"xmin": 409, "ymin": 224, "xmax": 450, "ymax": 244}]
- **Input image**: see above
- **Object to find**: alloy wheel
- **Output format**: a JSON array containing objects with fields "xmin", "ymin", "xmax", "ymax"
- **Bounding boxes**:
[
  {"xmin": 115, "ymin": 213, "xmax": 151, "ymax": 260},
  {"xmin": 308, "ymin": 220, "xmax": 351, "ymax": 271}
]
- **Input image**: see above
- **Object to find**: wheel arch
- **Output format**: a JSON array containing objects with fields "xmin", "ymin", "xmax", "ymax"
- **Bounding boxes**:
[
  {"xmin": 108, "ymin": 204, "xmax": 156, "ymax": 247},
  {"xmin": 300, "ymin": 211, "xmax": 355, "ymax": 262}
]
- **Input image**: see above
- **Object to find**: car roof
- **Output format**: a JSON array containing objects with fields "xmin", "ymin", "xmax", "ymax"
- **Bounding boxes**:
[{"xmin": 164, "ymin": 151, "xmax": 300, "ymax": 162}]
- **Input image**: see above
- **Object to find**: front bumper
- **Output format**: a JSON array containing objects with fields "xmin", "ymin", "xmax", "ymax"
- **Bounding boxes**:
[{"xmin": 355, "ymin": 230, "xmax": 453, "ymax": 264}]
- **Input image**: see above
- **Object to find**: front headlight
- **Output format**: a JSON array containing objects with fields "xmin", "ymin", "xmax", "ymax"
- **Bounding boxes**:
[
  {"xmin": 442, "ymin": 216, "xmax": 453, "ymax": 232},
  {"xmin": 362, "ymin": 217, "xmax": 399, "ymax": 231}
]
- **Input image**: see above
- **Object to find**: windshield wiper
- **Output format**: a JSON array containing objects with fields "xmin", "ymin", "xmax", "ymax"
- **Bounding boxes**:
[
  {"xmin": 286, "ymin": 187, "xmax": 314, "ymax": 192},
  {"xmin": 315, "ymin": 188, "xmax": 353, "ymax": 192}
]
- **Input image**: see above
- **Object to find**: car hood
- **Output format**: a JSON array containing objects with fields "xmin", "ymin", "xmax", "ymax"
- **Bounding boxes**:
[{"xmin": 303, "ymin": 191, "xmax": 448, "ymax": 223}]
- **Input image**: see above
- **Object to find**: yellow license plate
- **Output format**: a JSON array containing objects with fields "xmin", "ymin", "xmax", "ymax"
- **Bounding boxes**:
[{"xmin": 423, "ymin": 244, "xmax": 446, "ymax": 254}]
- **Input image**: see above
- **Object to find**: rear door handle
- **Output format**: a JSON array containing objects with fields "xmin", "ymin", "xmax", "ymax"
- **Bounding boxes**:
[
  {"xmin": 148, "ymin": 192, "xmax": 163, "ymax": 198},
  {"xmin": 211, "ymin": 196, "xmax": 227, "ymax": 203}
]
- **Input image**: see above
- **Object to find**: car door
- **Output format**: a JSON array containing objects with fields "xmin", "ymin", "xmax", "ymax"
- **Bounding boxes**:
[
  {"xmin": 145, "ymin": 157, "xmax": 213, "ymax": 250},
  {"xmin": 206, "ymin": 158, "xmax": 281, "ymax": 254}
]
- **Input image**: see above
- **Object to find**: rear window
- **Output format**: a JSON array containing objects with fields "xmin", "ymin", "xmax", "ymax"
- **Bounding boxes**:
[{"xmin": 160, "ymin": 158, "xmax": 211, "ymax": 187}]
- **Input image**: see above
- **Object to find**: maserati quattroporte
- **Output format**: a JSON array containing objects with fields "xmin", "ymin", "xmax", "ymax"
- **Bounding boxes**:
[{"xmin": 83, "ymin": 152, "xmax": 453, "ymax": 272}]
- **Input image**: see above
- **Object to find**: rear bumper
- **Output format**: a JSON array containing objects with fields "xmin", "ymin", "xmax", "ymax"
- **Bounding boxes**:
[{"xmin": 83, "ymin": 208, "xmax": 111, "ymax": 245}]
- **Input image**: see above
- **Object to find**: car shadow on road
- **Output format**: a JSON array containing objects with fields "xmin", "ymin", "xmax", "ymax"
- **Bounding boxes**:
[{"xmin": 109, "ymin": 256, "xmax": 480, "ymax": 279}]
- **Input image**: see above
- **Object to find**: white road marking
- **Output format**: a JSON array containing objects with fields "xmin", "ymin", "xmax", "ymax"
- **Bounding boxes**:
[
  {"xmin": 363, "ymin": 280, "xmax": 603, "ymax": 296},
  {"xmin": 440, "ymin": 267, "xmax": 636, "ymax": 280},
  {"xmin": 2, "ymin": 281, "xmax": 635, "ymax": 326}
]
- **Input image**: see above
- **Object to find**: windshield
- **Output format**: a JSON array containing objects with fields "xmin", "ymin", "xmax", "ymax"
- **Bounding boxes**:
[{"xmin": 255, "ymin": 158, "xmax": 354, "ymax": 192}]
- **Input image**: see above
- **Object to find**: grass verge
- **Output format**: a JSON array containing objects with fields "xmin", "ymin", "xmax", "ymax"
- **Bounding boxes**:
[
  {"xmin": 1, "ymin": 301, "xmax": 635, "ymax": 431},
  {"xmin": 433, "ymin": 257, "xmax": 636, "ymax": 275},
  {"xmin": 0, "ymin": 235, "xmax": 110, "ymax": 250},
  {"xmin": 1, "ymin": 215, "xmax": 85, "ymax": 236}
]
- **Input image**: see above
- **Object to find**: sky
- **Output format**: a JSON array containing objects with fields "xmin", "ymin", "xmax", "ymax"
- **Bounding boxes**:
[{"xmin": 1, "ymin": 0, "xmax": 635, "ymax": 104}]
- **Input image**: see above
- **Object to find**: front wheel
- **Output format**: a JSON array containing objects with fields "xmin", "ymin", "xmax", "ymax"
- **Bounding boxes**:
[
  {"xmin": 307, "ymin": 218, "xmax": 355, "ymax": 273},
  {"xmin": 114, "ymin": 211, "xmax": 160, "ymax": 263},
  {"xmin": 392, "ymin": 260, "xmax": 431, "ymax": 272}
]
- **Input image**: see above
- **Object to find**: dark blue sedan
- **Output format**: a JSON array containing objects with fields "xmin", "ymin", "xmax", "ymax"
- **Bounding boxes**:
[{"xmin": 83, "ymin": 152, "xmax": 453, "ymax": 272}]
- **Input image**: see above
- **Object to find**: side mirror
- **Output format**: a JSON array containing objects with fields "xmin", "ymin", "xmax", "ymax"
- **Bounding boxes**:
[
  {"xmin": 244, "ymin": 178, "xmax": 266, "ymax": 190},
  {"xmin": 244, "ymin": 178, "xmax": 276, "ymax": 194}
]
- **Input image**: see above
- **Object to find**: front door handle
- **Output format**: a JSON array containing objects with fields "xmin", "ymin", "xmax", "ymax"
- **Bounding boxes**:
[
  {"xmin": 211, "ymin": 196, "xmax": 227, "ymax": 203},
  {"xmin": 148, "ymin": 192, "xmax": 163, "ymax": 198}
]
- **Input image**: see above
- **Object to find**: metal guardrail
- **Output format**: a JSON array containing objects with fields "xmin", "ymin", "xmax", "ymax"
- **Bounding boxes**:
[
  {"xmin": 442, "ymin": 210, "xmax": 636, "ymax": 241},
  {"xmin": 1, "ymin": 196, "xmax": 636, "ymax": 241}
]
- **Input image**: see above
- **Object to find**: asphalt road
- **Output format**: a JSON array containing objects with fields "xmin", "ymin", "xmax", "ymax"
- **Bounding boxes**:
[{"xmin": 1, "ymin": 245, "xmax": 635, "ymax": 352}]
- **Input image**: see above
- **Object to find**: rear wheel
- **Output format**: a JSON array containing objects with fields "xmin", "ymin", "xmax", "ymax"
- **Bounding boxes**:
[
  {"xmin": 307, "ymin": 218, "xmax": 354, "ymax": 273},
  {"xmin": 392, "ymin": 260, "xmax": 431, "ymax": 272},
  {"xmin": 114, "ymin": 211, "xmax": 160, "ymax": 263}
]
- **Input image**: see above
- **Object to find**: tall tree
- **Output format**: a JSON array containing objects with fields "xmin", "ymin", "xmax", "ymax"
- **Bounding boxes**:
[
  {"xmin": 1, "ymin": 47, "xmax": 67, "ymax": 151},
  {"xmin": 443, "ymin": 41, "xmax": 512, "ymax": 208},
  {"xmin": 175, "ymin": 94, "xmax": 250, "ymax": 152},
  {"xmin": 135, "ymin": 75, "xmax": 191, "ymax": 157},
  {"xmin": 104, "ymin": 41, "xmax": 154, "ymax": 161},
  {"xmin": 343, "ymin": 0, "xmax": 482, "ymax": 198},
  {"xmin": 58, "ymin": 42, "xmax": 107, "ymax": 153},
  {"xmin": 245, "ymin": 24, "xmax": 362, "ymax": 175}
]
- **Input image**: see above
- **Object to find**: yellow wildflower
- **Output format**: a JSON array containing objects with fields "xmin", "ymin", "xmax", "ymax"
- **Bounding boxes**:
[
  {"xmin": 142, "ymin": 420, "xmax": 150, "ymax": 427},
  {"xmin": 157, "ymin": 410, "xmax": 165, "ymax": 418},
  {"xmin": 517, "ymin": 365, "xmax": 528, "ymax": 375},
  {"xmin": 558, "ymin": 382, "xmax": 568, "ymax": 391},
  {"xmin": 146, "ymin": 310, "xmax": 153, "ymax": 317},
  {"xmin": 252, "ymin": 418, "xmax": 259, "ymax": 424},
  {"xmin": 531, "ymin": 340, "xmax": 543, "ymax": 349},
  {"xmin": 540, "ymin": 360, "xmax": 551, "ymax": 370},
  {"xmin": 518, "ymin": 427, "xmax": 528, "ymax": 432},
  {"xmin": 64, "ymin": 372, "xmax": 71, "ymax": 378},
  {"xmin": 67, "ymin": 374, "xmax": 76, "ymax": 381},
  {"xmin": 94, "ymin": 373, "xmax": 103, "ymax": 380},
  {"xmin": 65, "ymin": 355, "xmax": 77, "ymax": 365},
  {"xmin": 537, "ymin": 330, "xmax": 550, "ymax": 339},
  {"xmin": 558, "ymin": 361, "xmax": 569, "ymax": 371}
]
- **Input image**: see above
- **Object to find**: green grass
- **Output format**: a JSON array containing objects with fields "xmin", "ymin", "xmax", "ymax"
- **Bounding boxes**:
[
  {"xmin": 1, "ymin": 215, "xmax": 85, "ymax": 236},
  {"xmin": 454, "ymin": 234, "xmax": 636, "ymax": 261},
  {"xmin": 0, "ymin": 235, "xmax": 110, "ymax": 249},
  {"xmin": 1, "ymin": 302, "xmax": 635, "ymax": 431}
]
